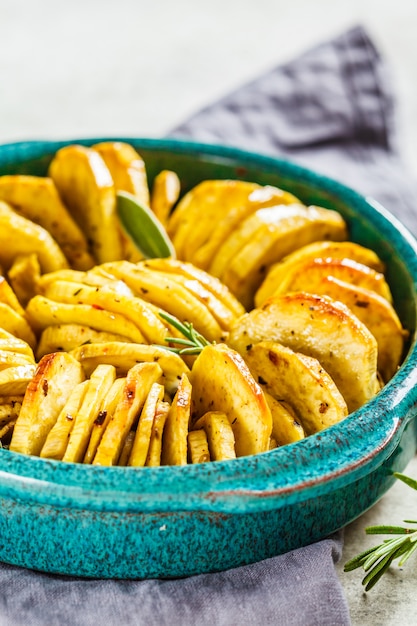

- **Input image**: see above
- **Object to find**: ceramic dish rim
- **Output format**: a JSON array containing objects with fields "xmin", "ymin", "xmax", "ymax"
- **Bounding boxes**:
[{"xmin": 0, "ymin": 137, "xmax": 416, "ymax": 515}]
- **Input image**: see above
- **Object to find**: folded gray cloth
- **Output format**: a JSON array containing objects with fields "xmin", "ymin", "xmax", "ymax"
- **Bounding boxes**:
[
  {"xmin": 170, "ymin": 25, "xmax": 417, "ymax": 234},
  {"xmin": 4, "ymin": 24, "xmax": 416, "ymax": 626},
  {"xmin": 0, "ymin": 534, "xmax": 347, "ymax": 626}
]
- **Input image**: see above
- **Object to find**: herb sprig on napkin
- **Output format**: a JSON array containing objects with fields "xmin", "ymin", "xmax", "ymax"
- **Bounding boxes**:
[{"xmin": 344, "ymin": 473, "xmax": 417, "ymax": 590}]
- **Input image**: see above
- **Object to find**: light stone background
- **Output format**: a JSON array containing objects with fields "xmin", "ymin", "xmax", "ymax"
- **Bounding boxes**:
[{"xmin": 1, "ymin": 1, "xmax": 417, "ymax": 623}]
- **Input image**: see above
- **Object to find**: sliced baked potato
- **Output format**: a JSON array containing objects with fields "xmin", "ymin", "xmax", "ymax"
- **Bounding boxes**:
[
  {"xmin": 128, "ymin": 382, "xmax": 165, "ymax": 467},
  {"xmin": 0, "ymin": 201, "xmax": 68, "ymax": 273},
  {"xmin": 69, "ymin": 341, "xmax": 189, "ymax": 396},
  {"xmin": 0, "ymin": 275, "xmax": 25, "ymax": 315},
  {"xmin": 40, "ymin": 379, "xmax": 89, "ymax": 460},
  {"xmin": 36, "ymin": 324, "xmax": 133, "ymax": 360},
  {"xmin": 187, "ymin": 429, "xmax": 211, "ymax": 464},
  {"xmin": 43, "ymin": 279, "xmax": 170, "ymax": 344},
  {"xmin": 151, "ymin": 169, "xmax": 181, "ymax": 226},
  {"xmin": 228, "ymin": 292, "xmax": 379, "ymax": 413},
  {"xmin": 255, "ymin": 240, "xmax": 386, "ymax": 305},
  {"xmin": 83, "ymin": 377, "xmax": 126, "ymax": 464},
  {"xmin": 243, "ymin": 341, "xmax": 348, "ymax": 435},
  {"xmin": 0, "ymin": 302, "xmax": 36, "ymax": 349},
  {"xmin": 0, "ymin": 364, "xmax": 37, "ymax": 396},
  {"xmin": 0, "ymin": 327, "xmax": 35, "ymax": 358},
  {"xmin": 9, "ymin": 352, "xmax": 85, "ymax": 456},
  {"xmin": 263, "ymin": 393, "xmax": 305, "ymax": 446},
  {"xmin": 95, "ymin": 261, "xmax": 226, "ymax": 342},
  {"xmin": 63, "ymin": 364, "xmax": 117, "ymax": 463},
  {"xmin": 167, "ymin": 179, "xmax": 262, "ymax": 259},
  {"xmin": 190, "ymin": 343, "xmax": 272, "ymax": 457},
  {"xmin": 140, "ymin": 258, "xmax": 245, "ymax": 321},
  {"xmin": 292, "ymin": 275, "xmax": 406, "ymax": 382},
  {"xmin": 25, "ymin": 296, "xmax": 145, "ymax": 344},
  {"xmin": 93, "ymin": 361, "xmax": 163, "ymax": 466},
  {"xmin": 161, "ymin": 373, "xmax": 192, "ymax": 466},
  {"xmin": 193, "ymin": 411, "xmax": 236, "ymax": 461},
  {"xmin": 192, "ymin": 185, "xmax": 303, "ymax": 271},
  {"xmin": 145, "ymin": 400, "xmax": 171, "ymax": 466},
  {"xmin": 93, "ymin": 141, "xmax": 150, "ymax": 207},
  {"xmin": 267, "ymin": 257, "xmax": 393, "ymax": 304},
  {"xmin": 48, "ymin": 144, "xmax": 122, "ymax": 263},
  {"xmin": 211, "ymin": 204, "xmax": 348, "ymax": 308},
  {"xmin": 8, "ymin": 253, "xmax": 41, "ymax": 307},
  {"xmin": 0, "ymin": 175, "xmax": 94, "ymax": 270}
]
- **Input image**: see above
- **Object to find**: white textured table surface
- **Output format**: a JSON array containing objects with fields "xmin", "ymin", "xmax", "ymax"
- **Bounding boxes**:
[{"xmin": 1, "ymin": 1, "xmax": 417, "ymax": 623}]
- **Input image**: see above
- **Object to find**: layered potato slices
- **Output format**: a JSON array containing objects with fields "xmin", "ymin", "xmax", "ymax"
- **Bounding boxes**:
[{"xmin": 0, "ymin": 142, "xmax": 409, "ymax": 466}]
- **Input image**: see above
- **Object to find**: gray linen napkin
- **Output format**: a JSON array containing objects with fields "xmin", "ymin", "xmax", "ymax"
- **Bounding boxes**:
[
  {"xmin": 169, "ymin": 25, "xmax": 417, "ymax": 235},
  {"xmin": 2, "ymin": 24, "xmax": 415, "ymax": 626}
]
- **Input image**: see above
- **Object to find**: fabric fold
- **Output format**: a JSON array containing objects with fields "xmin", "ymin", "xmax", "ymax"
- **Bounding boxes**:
[{"xmin": 169, "ymin": 25, "xmax": 417, "ymax": 234}]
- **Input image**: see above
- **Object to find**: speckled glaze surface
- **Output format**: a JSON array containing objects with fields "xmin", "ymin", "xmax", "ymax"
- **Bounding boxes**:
[{"xmin": 0, "ymin": 138, "xmax": 416, "ymax": 579}]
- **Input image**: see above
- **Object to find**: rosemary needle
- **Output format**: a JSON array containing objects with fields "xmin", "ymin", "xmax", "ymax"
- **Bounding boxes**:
[
  {"xmin": 344, "ymin": 472, "xmax": 417, "ymax": 590},
  {"xmin": 156, "ymin": 311, "xmax": 212, "ymax": 355}
]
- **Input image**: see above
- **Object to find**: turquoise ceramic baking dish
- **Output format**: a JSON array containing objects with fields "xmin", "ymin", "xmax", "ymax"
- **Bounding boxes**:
[{"xmin": 0, "ymin": 138, "xmax": 416, "ymax": 579}]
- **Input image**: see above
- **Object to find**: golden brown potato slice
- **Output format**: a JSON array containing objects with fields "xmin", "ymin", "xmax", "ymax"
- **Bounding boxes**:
[
  {"xmin": 255, "ymin": 240, "xmax": 386, "ymax": 305},
  {"xmin": 193, "ymin": 411, "xmax": 237, "ymax": 461},
  {"xmin": 161, "ymin": 373, "xmax": 192, "ymax": 466},
  {"xmin": 168, "ymin": 180, "xmax": 300, "ymax": 267},
  {"xmin": 38, "ymin": 270, "xmax": 137, "ymax": 307},
  {"xmin": 243, "ymin": 342, "xmax": 348, "ymax": 435},
  {"xmin": 48, "ymin": 145, "xmax": 122, "ymax": 263},
  {"xmin": 25, "ymin": 296, "xmax": 145, "ymax": 344},
  {"xmin": 0, "ymin": 201, "xmax": 68, "ymax": 273},
  {"xmin": 138, "ymin": 269, "xmax": 235, "ymax": 332},
  {"xmin": 0, "ymin": 276, "xmax": 25, "ymax": 315},
  {"xmin": 0, "ymin": 365, "xmax": 36, "ymax": 396},
  {"xmin": 93, "ymin": 141, "xmax": 150, "ymax": 207},
  {"xmin": 267, "ymin": 257, "xmax": 393, "ymax": 304},
  {"xmin": 190, "ymin": 344, "xmax": 272, "ymax": 457},
  {"xmin": 187, "ymin": 429, "xmax": 211, "ymax": 464},
  {"xmin": 0, "ymin": 327, "xmax": 34, "ymax": 358},
  {"xmin": 0, "ymin": 175, "xmax": 94, "ymax": 270},
  {"xmin": 93, "ymin": 362, "xmax": 163, "ymax": 466},
  {"xmin": 93, "ymin": 141, "xmax": 151, "ymax": 263},
  {"xmin": 40, "ymin": 380, "xmax": 89, "ymax": 460},
  {"xmin": 0, "ymin": 303, "xmax": 36, "ymax": 349},
  {"xmin": 118, "ymin": 431, "xmax": 136, "ymax": 466},
  {"xmin": 263, "ymin": 393, "xmax": 305, "ymax": 446},
  {"xmin": 63, "ymin": 364, "xmax": 117, "ymax": 463},
  {"xmin": 296, "ymin": 275, "xmax": 406, "ymax": 382},
  {"xmin": 0, "ymin": 397, "xmax": 23, "ymax": 441},
  {"xmin": 151, "ymin": 170, "xmax": 181, "ymax": 226},
  {"xmin": 0, "ymin": 349, "xmax": 35, "ymax": 371},
  {"xmin": 145, "ymin": 400, "xmax": 171, "ymax": 467},
  {"xmin": 228, "ymin": 293, "xmax": 379, "ymax": 413},
  {"xmin": 43, "ymin": 279, "xmax": 170, "ymax": 344},
  {"xmin": 167, "ymin": 180, "xmax": 259, "ymax": 252},
  {"xmin": 83, "ymin": 377, "xmax": 125, "ymax": 464},
  {"xmin": 141, "ymin": 258, "xmax": 245, "ymax": 319},
  {"xmin": 8, "ymin": 254, "xmax": 41, "ymax": 307},
  {"xmin": 36, "ymin": 324, "xmax": 133, "ymax": 360},
  {"xmin": 70, "ymin": 341, "xmax": 189, "ymax": 396},
  {"xmin": 192, "ymin": 185, "xmax": 303, "ymax": 270},
  {"xmin": 128, "ymin": 382, "xmax": 165, "ymax": 466},
  {"xmin": 96, "ymin": 261, "xmax": 225, "ymax": 342},
  {"xmin": 9, "ymin": 352, "xmax": 85, "ymax": 456},
  {"xmin": 213, "ymin": 205, "xmax": 348, "ymax": 309}
]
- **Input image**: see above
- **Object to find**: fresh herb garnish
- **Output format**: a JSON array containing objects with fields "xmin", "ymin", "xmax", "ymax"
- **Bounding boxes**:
[
  {"xmin": 157, "ymin": 311, "xmax": 211, "ymax": 355},
  {"xmin": 116, "ymin": 190, "xmax": 176, "ymax": 259},
  {"xmin": 344, "ymin": 472, "xmax": 417, "ymax": 590}
]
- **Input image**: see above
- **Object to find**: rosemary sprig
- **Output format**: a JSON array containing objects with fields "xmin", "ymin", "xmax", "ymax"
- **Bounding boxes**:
[
  {"xmin": 157, "ymin": 311, "xmax": 212, "ymax": 355},
  {"xmin": 344, "ymin": 472, "xmax": 417, "ymax": 590}
]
